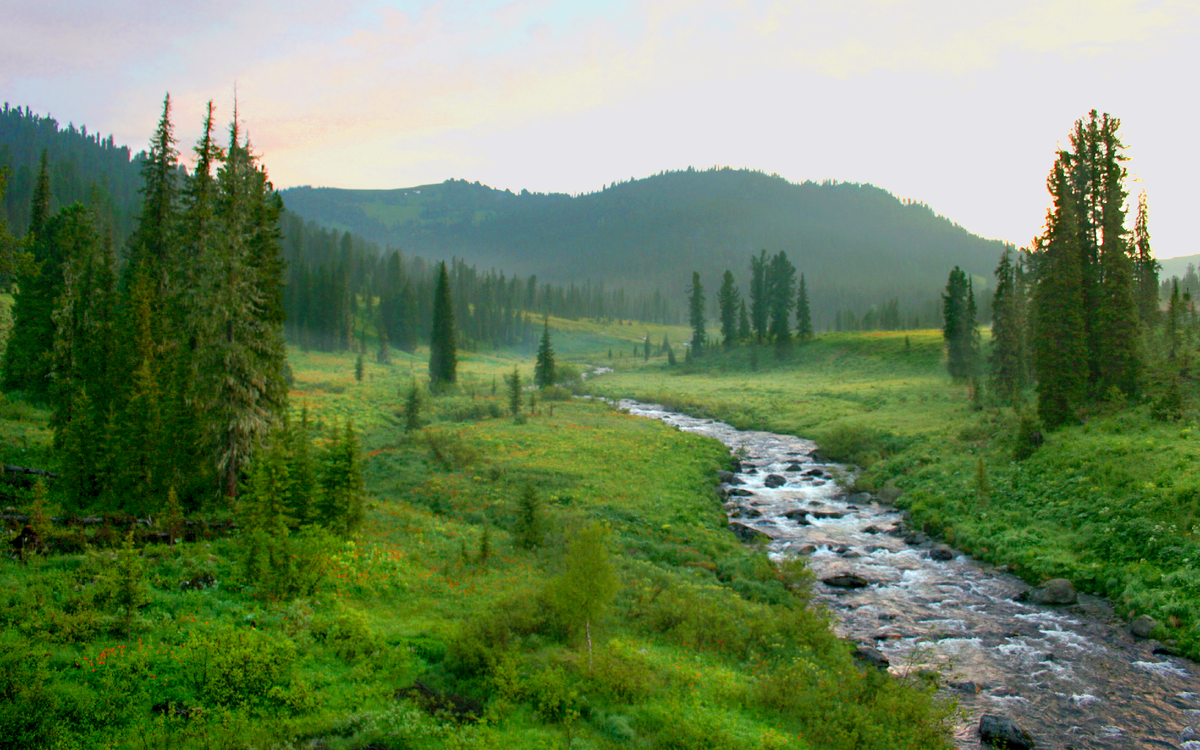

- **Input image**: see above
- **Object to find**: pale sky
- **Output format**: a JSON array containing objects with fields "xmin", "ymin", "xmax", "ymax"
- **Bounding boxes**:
[{"xmin": 3, "ymin": 0, "xmax": 1198, "ymax": 257}]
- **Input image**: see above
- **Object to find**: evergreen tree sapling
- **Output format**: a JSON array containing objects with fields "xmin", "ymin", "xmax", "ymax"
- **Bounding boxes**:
[
  {"xmin": 942, "ymin": 266, "xmax": 981, "ymax": 381},
  {"xmin": 507, "ymin": 366, "xmax": 522, "ymax": 419},
  {"xmin": 716, "ymin": 270, "xmax": 740, "ymax": 349},
  {"xmin": 795, "ymin": 273, "xmax": 813, "ymax": 342}
]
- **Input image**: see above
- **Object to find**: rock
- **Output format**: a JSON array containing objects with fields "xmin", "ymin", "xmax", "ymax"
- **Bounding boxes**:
[
  {"xmin": 979, "ymin": 714, "xmax": 1035, "ymax": 749},
  {"xmin": 810, "ymin": 510, "xmax": 846, "ymax": 520},
  {"xmin": 852, "ymin": 645, "xmax": 890, "ymax": 670},
  {"xmin": 782, "ymin": 510, "xmax": 811, "ymax": 524},
  {"xmin": 904, "ymin": 532, "xmax": 931, "ymax": 546},
  {"xmin": 1023, "ymin": 578, "xmax": 1077, "ymax": 606},
  {"xmin": 949, "ymin": 681, "xmax": 979, "ymax": 694},
  {"xmin": 1181, "ymin": 727, "xmax": 1197, "ymax": 742},
  {"xmin": 862, "ymin": 525, "xmax": 883, "ymax": 534},
  {"xmin": 728, "ymin": 488, "xmax": 753, "ymax": 497},
  {"xmin": 822, "ymin": 573, "xmax": 871, "ymax": 588},
  {"xmin": 763, "ymin": 474, "xmax": 787, "ymax": 488},
  {"xmin": 833, "ymin": 544, "xmax": 850, "ymax": 554},
  {"xmin": 785, "ymin": 462, "xmax": 805, "ymax": 472},
  {"xmin": 808, "ymin": 499, "xmax": 824, "ymax": 506},
  {"xmin": 725, "ymin": 476, "xmax": 745, "ymax": 486},
  {"xmin": 745, "ymin": 468, "xmax": 758, "ymax": 474},
  {"xmin": 929, "ymin": 546, "xmax": 955, "ymax": 561},
  {"xmin": 879, "ymin": 483, "xmax": 903, "ymax": 503},
  {"xmin": 1131, "ymin": 614, "xmax": 1157, "ymax": 639},
  {"xmin": 728, "ymin": 460, "xmax": 743, "ymax": 472},
  {"xmin": 718, "ymin": 470, "xmax": 735, "ymax": 483},
  {"xmin": 887, "ymin": 525, "xmax": 907, "ymax": 537},
  {"xmin": 841, "ymin": 551, "xmax": 860, "ymax": 558},
  {"xmin": 740, "ymin": 508, "xmax": 762, "ymax": 519},
  {"xmin": 847, "ymin": 492, "xmax": 873, "ymax": 504},
  {"xmin": 803, "ymin": 468, "xmax": 825, "ymax": 477},
  {"xmin": 729, "ymin": 522, "xmax": 771, "ymax": 543},
  {"xmin": 797, "ymin": 544, "xmax": 818, "ymax": 555},
  {"xmin": 810, "ymin": 450, "xmax": 826, "ymax": 462},
  {"xmin": 1182, "ymin": 741, "xmax": 1200, "ymax": 750}
]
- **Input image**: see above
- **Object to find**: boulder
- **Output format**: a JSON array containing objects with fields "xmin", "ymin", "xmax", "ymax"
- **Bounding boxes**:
[
  {"xmin": 763, "ymin": 474, "xmax": 787, "ymax": 488},
  {"xmin": 1131, "ymin": 614, "xmax": 1157, "ymax": 639},
  {"xmin": 718, "ymin": 470, "xmax": 735, "ymax": 483},
  {"xmin": 797, "ymin": 544, "xmax": 818, "ymax": 555},
  {"xmin": 810, "ymin": 510, "xmax": 846, "ymax": 520},
  {"xmin": 978, "ymin": 714, "xmax": 1035, "ymax": 749},
  {"xmin": 822, "ymin": 573, "xmax": 871, "ymax": 588},
  {"xmin": 879, "ymin": 481, "xmax": 903, "ymax": 503},
  {"xmin": 929, "ymin": 546, "xmax": 955, "ymax": 561},
  {"xmin": 785, "ymin": 462, "xmax": 805, "ymax": 472},
  {"xmin": 803, "ymin": 468, "xmax": 825, "ymax": 477},
  {"xmin": 782, "ymin": 510, "xmax": 811, "ymax": 524},
  {"xmin": 729, "ymin": 522, "xmax": 771, "ymax": 543},
  {"xmin": 1022, "ymin": 578, "xmax": 1077, "ymax": 606},
  {"xmin": 728, "ymin": 488, "xmax": 754, "ymax": 497},
  {"xmin": 861, "ymin": 525, "xmax": 883, "ymax": 534},
  {"xmin": 740, "ymin": 508, "xmax": 762, "ymax": 519},
  {"xmin": 846, "ymin": 492, "xmax": 873, "ymax": 504},
  {"xmin": 852, "ymin": 645, "xmax": 890, "ymax": 670}
]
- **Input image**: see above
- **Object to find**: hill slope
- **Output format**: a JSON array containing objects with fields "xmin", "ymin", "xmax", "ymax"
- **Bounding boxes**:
[{"xmin": 281, "ymin": 169, "xmax": 1009, "ymax": 325}]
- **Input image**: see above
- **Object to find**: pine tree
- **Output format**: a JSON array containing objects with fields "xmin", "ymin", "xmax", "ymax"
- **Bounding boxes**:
[
  {"xmin": 687, "ymin": 271, "xmax": 706, "ymax": 353},
  {"xmin": 317, "ymin": 420, "xmax": 364, "ymax": 535},
  {"xmin": 355, "ymin": 352, "xmax": 364, "ymax": 382},
  {"xmin": 988, "ymin": 247, "xmax": 1028, "ymax": 404},
  {"xmin": 534, "ymin": 318, "xmax": 555, "ymax": 387},
  {"xmin": 748, "ymin": 250, "xmax": 768, "ymax": 343},
  {"xmin": 2, "ymin": 152, "xmax": 58, "ymax": 397},
  {"xmin": 737, "ymin": 299, "xmax": 751, "ymax": 341},
  {"xmin": 795, "ymin": 273, "xmax": 813, "ymax": 342},
  {"xmin": 1132, "ymin": 191, "xmax": 1159, "ymax": 326},
  {"xmin": 942, "ymin": 267, "xmax": 981, "ymax": 380},
  {"xmin": 126, "ymin": 93, "xmax": 179, "ymax": 308},
  {"xmin": 404, "ymin": 380, "xmax": 422, "ymax": 432},
  {"xmin": 1033, "ymin": 156, "xmax": 1088, "ymax": 427},
  {"xmin": 198, "ymin": 109, "xmax": 288, "ymax": 501},
  {"xmin": 429, "ymin": 261, "xmax": 457, "ymax": 387},
  {"xmin": 1094, "ymin": 117, "xmax": 1140, "ymax": 398},
  {"xmin": 716, "ymin": 270, "xmax": 739, "ymax": 349},
  {"xmin": 766, "ymin": 251, "xmax": 796, "ymax": 350}
]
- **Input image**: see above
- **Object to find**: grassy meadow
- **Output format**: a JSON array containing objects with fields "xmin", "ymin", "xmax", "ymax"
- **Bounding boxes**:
[
  {"xmin": 589, "ymin": 328, "xmax": 1200, "ymax": 661},
  {"xmin": 0, "ymin": 321, "xmax": 955, "ymax": 749}
]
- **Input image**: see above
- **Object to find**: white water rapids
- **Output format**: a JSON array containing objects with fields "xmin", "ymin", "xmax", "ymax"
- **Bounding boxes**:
[{"xmin": 620, "ymin": 400, "xmax": 1200, "ymax": 750}]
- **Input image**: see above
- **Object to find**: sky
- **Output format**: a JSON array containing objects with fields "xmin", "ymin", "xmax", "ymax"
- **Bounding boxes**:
[{"xmin": 3, "ymin": 0, "xmax": 1198, "ymax": 257}]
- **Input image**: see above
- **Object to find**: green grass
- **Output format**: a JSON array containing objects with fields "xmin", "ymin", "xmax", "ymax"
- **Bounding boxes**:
[{"xmin": 0, "ymin": 328, "xmax": 956, "ymax": 749}]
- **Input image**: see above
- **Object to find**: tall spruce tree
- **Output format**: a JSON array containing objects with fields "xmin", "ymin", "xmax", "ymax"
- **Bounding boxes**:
[
  {"xmin": 2, "ymin": 152, "xmax": 57, "ymax": 397},
  {"xmin": 1033, "ymin": 156, "xmax": 1088, "ymax": 427},
  {"xmin": 942, "ymin": 266, "xmax": 980, "ymax": 380},
  {"xmin": 748, "ymin": 250, "xmax": 768, "ymax": 343},
  {"xmin": 766, "ymin": 251, "xmax": 796, "ymax": 349},
  {"xmin": 534, "ymin": 317, "xmax": 555, "ymax": 387},
  {"xmin": 716, "ymin": 270, "xmax": 740, "ymax": 349},
  {"xmin": 125, "ymin": 93, "xmax": 179, "ymax": 308},
  {"xmin": 1132, "ymin": 191, "xmax": 1159, "ymax": 326},
  {"xmin": 988, "ymin": 247, "xmax": 1027, "ymax": 403},
  {"xmin": 199, "ymin": 110, "xmax": 288, "ymax": 500},
  {"xmin": 687, "ymin": 271, "xmax": 706, "ymax": 353},
  {"xmin": 429, "ymin": 260, "xmax": 457, "ymax": 387},
  {"xmin": 795, "ymin": 273, "xmax": 813, "ymax": 342}
]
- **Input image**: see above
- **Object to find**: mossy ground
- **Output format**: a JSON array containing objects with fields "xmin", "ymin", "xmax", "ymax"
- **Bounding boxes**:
[{"xmin": 0, "ymin": 320, "xmax": 955, "ymax": 749}]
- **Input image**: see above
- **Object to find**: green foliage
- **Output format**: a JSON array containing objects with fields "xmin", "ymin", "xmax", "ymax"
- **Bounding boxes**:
[
  {"xmin": 543, "ymin": 521, "xmax": 619, "ymax": 639},
  {"xmin": 942, "ymin": 266, "xmax": 980, "ymax": 381},
  {"xmin": 513, "ymin": 486, "xmax": 545, "ymax": 549},
  {"xmin": 534, "ymin": 318, "xmax": 555, "ymax": 388},
  {"xmin": 506, "ymin": 366, "xmax": 522, "ymax": 420},
  {"xmin": 182, "ymin": 624, "xmax": 299, "ymax": 712},
  {"xmin": 429, "ymin": 260, "xmax": 457, "ymax": 387}
]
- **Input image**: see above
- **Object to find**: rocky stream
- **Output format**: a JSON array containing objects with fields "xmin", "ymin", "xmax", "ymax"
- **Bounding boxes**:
[{"xmin": 620, "ymin": 400, "xmax": 1200, "ymax": 750}]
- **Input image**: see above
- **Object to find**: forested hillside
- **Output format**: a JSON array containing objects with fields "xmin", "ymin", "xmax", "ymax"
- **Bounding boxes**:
[{"xmin": 281, "ymin": 169, "xmax": 1009, "ymax": 328}]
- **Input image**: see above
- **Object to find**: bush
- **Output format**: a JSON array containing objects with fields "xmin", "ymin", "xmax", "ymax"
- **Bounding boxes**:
[
  {"xmin": 817, "ymin": 423, "xmax": 910, "ymax": 467},
  {"xmin": 424, "ymin": 429, "xmax": 480, "ymax": 470},
  {"xmin": 181, "ymin": 624, "xmax": 298, "ymax": 713}
]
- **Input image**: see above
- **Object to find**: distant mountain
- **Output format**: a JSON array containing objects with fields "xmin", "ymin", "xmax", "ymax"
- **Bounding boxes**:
[
  {"xmin": 281, "ymin": 169, "xmax": 1009, "ymax": 327},
  {"xmin": 1159, "ymin": 254, "xmax": 1200, "ymax": 281}
]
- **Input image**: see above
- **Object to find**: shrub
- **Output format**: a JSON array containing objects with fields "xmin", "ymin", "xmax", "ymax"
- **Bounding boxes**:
[
  {"xmin": 817, "ymin": 423, "xmax": 910, "ymax": 467},
  {"xmin": 181, "ymin": 624, "xmax": 298, "ymax": 713}
]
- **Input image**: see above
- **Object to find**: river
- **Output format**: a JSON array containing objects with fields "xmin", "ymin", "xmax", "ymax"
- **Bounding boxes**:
[{"xmin": 620, "ymin": 400, "xmax": 1200, "ymax": 750}]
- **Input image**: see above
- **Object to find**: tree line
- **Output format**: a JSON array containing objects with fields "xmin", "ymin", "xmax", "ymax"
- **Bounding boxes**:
[
  {"xmin": 0, "ymin": 96, "xmax": 360, "ymax": 532},
  {"xmin": 944, "ymin": 110, "xmax": 1170, "ymax": 429},
  {"xmin": 685, "ymin": 249, "xmax": 814, "ymax": 357}
]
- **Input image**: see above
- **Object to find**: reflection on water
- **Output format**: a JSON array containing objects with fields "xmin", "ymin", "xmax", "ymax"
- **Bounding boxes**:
[{"xmin": 621, "ymin": 400, "xmax": 1200, "ymax": 750}]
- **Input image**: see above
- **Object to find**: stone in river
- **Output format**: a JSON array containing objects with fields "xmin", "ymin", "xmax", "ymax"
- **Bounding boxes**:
[
  {"xmin": 852, "ymin": 645, "xmax": 890, "ymax": 670},
  {"xmin": 846, "ymin": 492, "xmax": 873, "ymax": 504},
  {"xmin": 1131, "ymin": 614, "xmax": 1157, "ymax": 639},
  {"xmin": 729, "ymin": 522, "xmax": 771, "ymax": 543},
  {"xmin": 1019, "ymin": 578, "xmax": 1077, "ymax": 605},
  {"xmin": 718, "ymin": 470, "xmax": 735, "ymax": 482},
  {"xmin": 763, "ymin": 474, "xmax": 787, "ymax": 488},
  {"xmin": 785, "ymin": 462, "xmax": 805, "ymax": 472},
  {"xmin": 810, "ymin": 510, "xmax": 845, "ymax": 520},
  {"xmin": 803, "ymin": 468, "xmax": 825, "ymax": 477},
  {"xmin": 740, "ymin": 508, "xmax": 762, "ymax": 519},
  {"xmin": 782, "ymin": 510, "xmax": 811, "ymax": 524},
  {"xmin": 862, "ymin": 525, "xmax": 883, "ymax": 534},
  {"xmin": 822, "ymin": 573, "xmax": 871, "ymax": 588},
  {"xmin": 929, "ymin": 546, "xmax": 955, "ymax": 561},
  {"xmin": 728, "ymin": 488, "xmax": 753, "ymax": 497},
  {"xmin": 978, "ymin": 714, "xmax": 1035, "ymax": 749},
  {"xmin": 797, "ymin": 544, "xmax": 818, "ymax": 555}
]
